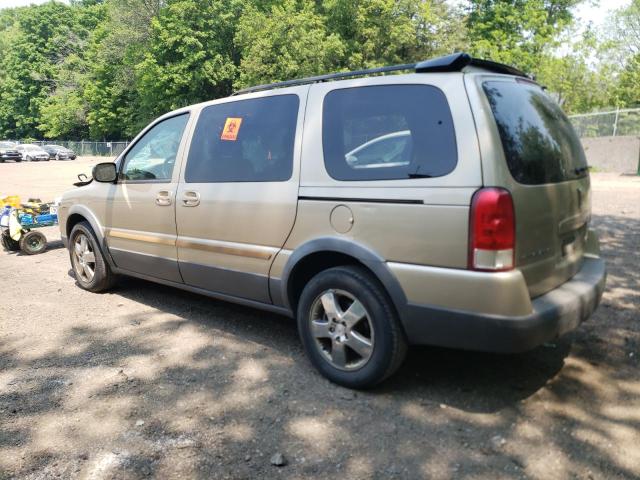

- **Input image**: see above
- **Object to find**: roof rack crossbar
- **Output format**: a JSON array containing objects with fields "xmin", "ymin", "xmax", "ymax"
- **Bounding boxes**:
[{"xmin": 232, "ymin": 53, "xmax": 529, "ymax": 96}]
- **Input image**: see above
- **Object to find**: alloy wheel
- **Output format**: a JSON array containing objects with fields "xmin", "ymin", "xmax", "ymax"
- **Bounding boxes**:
[
  {"xmin": 309, "ymin": 289, "xmax": 375, "ymax": 371},
  {"xmin": 72, "ymin": 233, "xmax": 96, "ymax": 282}
]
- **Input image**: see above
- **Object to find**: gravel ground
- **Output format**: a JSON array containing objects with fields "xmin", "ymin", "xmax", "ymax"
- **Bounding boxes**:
[{"xmin": 0, "ymin": 160, "xmax": 639, "ymax": 479}]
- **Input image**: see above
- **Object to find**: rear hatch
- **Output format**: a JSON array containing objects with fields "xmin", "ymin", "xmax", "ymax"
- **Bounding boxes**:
[{"xmin": 482, "ymin": 79, "xmax": 591, "ymax": 298}]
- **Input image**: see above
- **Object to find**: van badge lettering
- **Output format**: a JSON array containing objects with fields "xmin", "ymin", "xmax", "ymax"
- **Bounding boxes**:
[{"xmin": 221, "ymin": 117, "xmax": 242, "ymax": 141}]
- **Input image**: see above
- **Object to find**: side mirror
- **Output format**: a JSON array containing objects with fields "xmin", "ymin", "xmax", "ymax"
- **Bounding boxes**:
[{"xmin": 93, "ymin": 162, "xmax": 117, "ymax": 183}]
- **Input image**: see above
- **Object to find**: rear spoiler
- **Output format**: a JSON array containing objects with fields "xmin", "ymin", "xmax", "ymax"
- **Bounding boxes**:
[{"xmin": 415, "ymin": 53, "xmax": 532, "ymax": 79}]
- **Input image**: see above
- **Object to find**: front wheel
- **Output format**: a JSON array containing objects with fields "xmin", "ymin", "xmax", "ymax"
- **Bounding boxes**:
[
  {"xmin": 297, "ymin": 266, "xmax": 407, "ymax": 389},
  {"xmin": 69, "ymin": 221, "xmax": 116, "ymax": 292}
]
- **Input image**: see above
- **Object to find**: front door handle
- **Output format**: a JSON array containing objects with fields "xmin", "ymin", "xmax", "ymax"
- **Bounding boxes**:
[
  {"xmin": 155, "ymin": 190, "xmax": 172, "ymax": 206},
  {"xmin": 182, "ymin": 191, "xmax": 200, "ymax": 207}
]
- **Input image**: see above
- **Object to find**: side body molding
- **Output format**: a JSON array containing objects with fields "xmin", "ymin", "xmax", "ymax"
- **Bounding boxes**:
[{"xmin": 277, "ymin": 237, "xmax": 408, "ymax": 316}]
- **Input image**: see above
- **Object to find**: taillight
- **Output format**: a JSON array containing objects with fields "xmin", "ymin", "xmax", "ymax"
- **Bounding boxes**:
[{"xmin": 469, "ymin": 188, "xmax": 515, "ymax": 271}]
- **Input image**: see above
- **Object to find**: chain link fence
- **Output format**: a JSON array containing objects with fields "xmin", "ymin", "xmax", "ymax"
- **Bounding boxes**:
[
  {"xmin": 569, "ymin": 108, "xmax": 640, "ymax": 138},
  {"xmin": 7, "ymin": 108, "xmax": 639, "ymax": 156},
  {"xmin": 8, "ymin": 140, "xmax": 130, "ymax": 157}
]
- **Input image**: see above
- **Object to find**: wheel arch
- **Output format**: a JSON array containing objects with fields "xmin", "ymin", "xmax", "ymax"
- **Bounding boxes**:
[
  {"xmin": 65, "ymin": 206, "xmax": 115, "ymax": 268},
  {"xmin": 66, "ymin": 206, "xmax": 103, "ymax": 241},
  {"xmin": 279, "ymin": 237, "xmax": 408, "ymax": 318}
]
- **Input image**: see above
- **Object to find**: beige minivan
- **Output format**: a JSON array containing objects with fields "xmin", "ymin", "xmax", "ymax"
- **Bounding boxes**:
[{"xmin": 58, "ymin": 53, "xmax": 606, "ymax": 388}]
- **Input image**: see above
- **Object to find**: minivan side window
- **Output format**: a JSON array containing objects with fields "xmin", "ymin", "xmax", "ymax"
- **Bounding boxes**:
[
  {"xmin": 121, "ymin": 113, "xmax": 189, "ymax": 182},
  {"xmin": 185, "ymin": 95, "xmax": 299, "ymax": 183},
  {"xmin": 322, "ymin": 85, "xmax": 457, "ymax": 181}
]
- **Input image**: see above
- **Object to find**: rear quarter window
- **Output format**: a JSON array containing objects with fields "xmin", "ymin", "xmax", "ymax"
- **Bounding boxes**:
[
  {"xmin": 322, "ymin": 84, "xmax": 457, "ymax": 181},
  {"xmin": 483, "ymin": 80, "xmax": 588, "ymax": 185}
]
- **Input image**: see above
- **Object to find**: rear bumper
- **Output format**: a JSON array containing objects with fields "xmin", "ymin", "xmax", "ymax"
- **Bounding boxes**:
[{"xmin": 401, "ymin": 256, "xmax": 606, "ymax": 353}]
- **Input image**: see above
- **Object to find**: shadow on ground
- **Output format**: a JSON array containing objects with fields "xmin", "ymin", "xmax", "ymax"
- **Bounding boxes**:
[{"xmin": 0, "ymin": 213, "xmax": 638, "ymax": 479}]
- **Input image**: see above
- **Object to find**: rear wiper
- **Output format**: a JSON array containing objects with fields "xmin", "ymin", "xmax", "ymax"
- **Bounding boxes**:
[
  {"xmin": 574, "ymin": 166, "xmax": 589, "ymax": 175},
  {"xmin": 407, "ymin": 173, "xmax": 434, "ymax": 178}
]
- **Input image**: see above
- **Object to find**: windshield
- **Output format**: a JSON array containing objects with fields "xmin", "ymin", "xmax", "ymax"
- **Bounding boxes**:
[{"xmin": 483, "ymin": 80, "xmax": 588, "ymax": 185}]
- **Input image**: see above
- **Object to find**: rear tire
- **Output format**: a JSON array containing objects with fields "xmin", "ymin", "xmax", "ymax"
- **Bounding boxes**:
[
  {"xmin": 1, "ymin": 231, "xmax": 20, "ymax": 251},
  {"xmin": 297, "ymin": 265, "xmax": 407, "ymax": 389},
  {"xmin": 19, "ymin": 230, "xmax": 47, "ymax": 255},
  {"xmin": 69, "ymin": 221, "xmax": 116, "ymax": 292}
]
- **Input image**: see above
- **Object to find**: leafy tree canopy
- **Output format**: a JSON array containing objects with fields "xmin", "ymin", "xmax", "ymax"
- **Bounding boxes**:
[{"xmin": 0, "ymin": 0, "xmax": 633, "ymax": 140}]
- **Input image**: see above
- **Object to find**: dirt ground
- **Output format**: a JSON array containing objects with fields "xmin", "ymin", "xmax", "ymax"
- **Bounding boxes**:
[{"xmin": 0, "ymin": 159, "xmax": 639, "ymax": 479}]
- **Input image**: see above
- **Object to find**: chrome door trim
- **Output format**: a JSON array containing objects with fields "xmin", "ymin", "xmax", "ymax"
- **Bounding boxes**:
[
  {"xmin": 176, "ymin": 236, "xmax": 277, "ymax": 260},
  {"xmin": 107, "ymin": 228, "xmax": 176, "ymax": 246}
]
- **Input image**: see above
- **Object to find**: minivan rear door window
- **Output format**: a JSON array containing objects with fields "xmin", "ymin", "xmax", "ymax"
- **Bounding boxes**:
[
  {"xmin": 483, "ymin": 80, "xmax": 588, "ymax": 185},
  {"xmin": 186, "ymin": 95, "xmax": 299, "ymax": 183}
]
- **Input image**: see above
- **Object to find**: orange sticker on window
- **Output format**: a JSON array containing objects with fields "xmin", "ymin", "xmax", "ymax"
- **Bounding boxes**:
[{"xmin": 221, "ymin": 117, "xmax": 242, "ymax": 141}]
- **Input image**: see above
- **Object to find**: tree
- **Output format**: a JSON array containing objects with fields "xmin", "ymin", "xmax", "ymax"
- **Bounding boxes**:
[
  {"xmin": 135, "ymin": 0, "xmax": 244, "ymax": 119},
  {"xmin": 37, "ymin": 1, "xmax": 107, "ymax": 139},
  {"xmin": 322, "ymin": 0, "xmax": 465, "ymax": 69},
  {"xmin": 603, "ymin": 0, "xmax": 640, "ymax": 107},
  {"xmin": 464, "ymin": 0, "xmax": 583, "ymax": 74},
  {"xmin": 534, "ymin": 28, "xmax": 613, "ymax": 114},
  {"xmin": 0, "ymin": 2, "xmax": 79, "ymax": 138},
  {"xmin": 235, "ymin": 0, "xmax": 344, "ymax": 88}
]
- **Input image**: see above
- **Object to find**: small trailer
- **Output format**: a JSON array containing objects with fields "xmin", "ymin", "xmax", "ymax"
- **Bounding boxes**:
[{"xmin": 0, "ymin": 200, "xmax": 59, "ymax": 255}]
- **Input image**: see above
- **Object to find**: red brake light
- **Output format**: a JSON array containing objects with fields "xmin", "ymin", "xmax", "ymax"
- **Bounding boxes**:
[{"xmin": 469, "ymin": 188, "xmax": 515, "ymax": 271}]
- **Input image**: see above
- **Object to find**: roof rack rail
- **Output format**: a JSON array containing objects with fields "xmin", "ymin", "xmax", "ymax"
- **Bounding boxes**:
[{"xmin": 232, "ymin": 52, "xmax": 529, "ymax": 96}]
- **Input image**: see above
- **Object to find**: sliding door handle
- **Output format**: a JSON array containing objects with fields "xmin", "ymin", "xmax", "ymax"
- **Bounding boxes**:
[
  {"xmin": 182, "ymin": 191, "xmax": 200, "ymax": 207},
  {"xmin": 155, "ymin": 190, "xmax": 172, "ymax": 206}
]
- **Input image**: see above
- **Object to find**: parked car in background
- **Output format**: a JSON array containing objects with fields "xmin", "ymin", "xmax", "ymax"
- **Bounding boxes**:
[
  {"xmin": 16, "ymin": 144, "xmax": 50, "ymax": 162},
  {"xmin": 0, "ymin": 141, "xmax": 22, "ymax": 163},
  {"xmin": 43, "ymin": 144, "xmax": 77, "ymax": 160}
]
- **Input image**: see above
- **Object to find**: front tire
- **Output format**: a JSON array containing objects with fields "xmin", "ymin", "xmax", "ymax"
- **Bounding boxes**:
[
  {"xmin": 297, "ymin": 266, "xmax": 407, "ymax": 389},
  {"xmin": 69, "ymin": 221, "xmax": 116, "ymax": 292}
]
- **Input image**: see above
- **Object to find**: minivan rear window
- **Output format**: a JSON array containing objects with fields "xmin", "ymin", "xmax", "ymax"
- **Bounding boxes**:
[
  {"xmin": 483, "ymin": 80, "xmax": 588, "ymax": 185},
  {"xmin": 322, "ymin": 85, "xmax": 457, "ymax": 181}
]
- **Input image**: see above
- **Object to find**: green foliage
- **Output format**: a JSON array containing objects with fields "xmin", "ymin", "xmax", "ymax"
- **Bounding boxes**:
[
  {"xmin": 465, "ymin": 0, "xmax": 581, "ymax": 73},
  {"xmin": 0, "ymin": 0, "xmax": 634, "ymax": 140},
  {"xmin": 135, "ymin": 0, "xmax": 243, "ymax": 118},
  {"xmin": 236, "ymin": 0, "xmax": 344, "ymax": 88}
]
